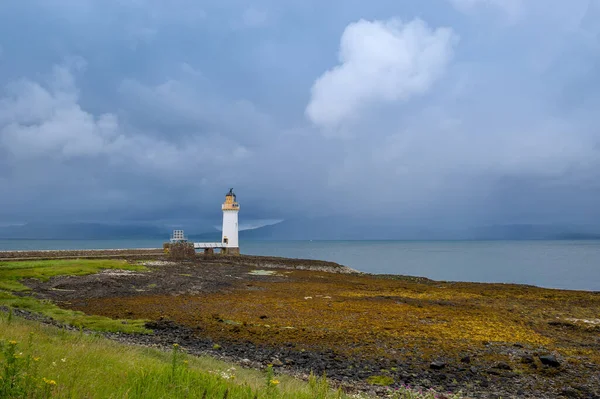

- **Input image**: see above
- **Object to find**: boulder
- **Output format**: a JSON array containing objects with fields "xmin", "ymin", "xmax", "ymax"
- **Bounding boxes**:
[{"xmin": 539, "ymin": 355, "xmax": 560, "ymax": 367}]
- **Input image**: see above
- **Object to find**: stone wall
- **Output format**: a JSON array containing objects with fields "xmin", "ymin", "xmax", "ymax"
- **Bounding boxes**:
[
  {"xmin": 0, "ymin": 248, "xmax": 165, "ymax": 261},
  {"xmin": 163, "ymin": 242, "xmax": 196, "ymax": 260}
]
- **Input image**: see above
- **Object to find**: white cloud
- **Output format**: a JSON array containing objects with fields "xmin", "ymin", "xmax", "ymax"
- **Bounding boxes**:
[
  {"xmin": 0, "ymin": 62, "xmax": 251, "ymax": 176},
  {"xmin": 0, "ymin": 65, "xmax": 120, "ymax": 159},
  {"xmin": 305, "ymin": 18, "xmax": 457, "ymax": 133}
]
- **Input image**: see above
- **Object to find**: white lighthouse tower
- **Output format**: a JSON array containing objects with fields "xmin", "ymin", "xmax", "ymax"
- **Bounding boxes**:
[{"xmin": 221, "ymin": 188, "xmax": 240, "ymax": 255}]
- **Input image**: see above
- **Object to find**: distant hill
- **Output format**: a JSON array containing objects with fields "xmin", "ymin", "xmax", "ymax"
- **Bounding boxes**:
[
  {"xmin": 0, "ymin": 223, "xmax": 169, "ymax": 240},
  {"xmin": 240, "ymin": 220, "xmax": 600, "ymax": 241},
  {"xmin": 1, "ymin": 220, "xmax": 600, "ymax": 241}
]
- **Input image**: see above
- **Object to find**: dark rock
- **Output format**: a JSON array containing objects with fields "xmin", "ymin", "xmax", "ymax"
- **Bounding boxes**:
[
  {"xmin": 560, "ymin": 387, "xmax": 582, "ymax": 398},
  {"xmin": 548, "ymin": 321, "xmax": 577, "ymax": 329},
  {"xmin": 539, "ymin": 355, "xmax": 560, "ymax": 367},
  {"xmin": 430, "ymin": 361, "xmax": 446, "ymax": 370},
  {"xmin": 420, "ymin": 378, "xmax": 432, "ymax": 386},
  {"xmin": 572, "ymin": 385, "xmax": 591, "ymax": 395},
  {"xmin": 493, "ymin": 362, "xmax": 512, "ymax": 371},
  {"xmin": 521, "ymin": 355, "xmax": 535, "ymax": 364},
  {"xmin": 460, "ymin": 356, "xmax": 471, "ymax": 364},
  {"xmin": 513, "ymin": 343, "xmax": 524, "ymax": 348},
  {"xmin": 271, "ymin": 358, "xmax": 283, "ymax": 366}
]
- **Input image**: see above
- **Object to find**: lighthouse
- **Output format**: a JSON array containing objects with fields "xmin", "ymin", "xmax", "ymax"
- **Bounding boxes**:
[{"xmin": 221, "ymin": 188, "xmax": 240, "ymax": 255}]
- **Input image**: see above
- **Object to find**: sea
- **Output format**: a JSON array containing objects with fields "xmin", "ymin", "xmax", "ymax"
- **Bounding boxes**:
[{"xmin": 1, "ymin": 239, "xmax": 599, "ymax": 292}]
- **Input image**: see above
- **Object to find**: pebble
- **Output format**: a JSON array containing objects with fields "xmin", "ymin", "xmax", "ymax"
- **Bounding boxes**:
[
  {"xmin": 560, "ymin": 387, "xmax": 581, "ymax": 398},
  {"xmin": 430, "ymin": 361, "xmax": 446, "ymax": 370},
  {"xmin": 521, "ymin": 355, "xmax": 535, "ymax": 364},
  {"xmin": 492, "ymin": 362, "xmax": 512, "ymax": 371},
  {"xmin": 271, "ymin": 358, "xmax": 284, "ymax": 366}
]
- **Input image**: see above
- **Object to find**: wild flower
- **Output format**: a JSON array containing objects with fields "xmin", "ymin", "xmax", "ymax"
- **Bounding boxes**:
[
  {"xmin": 1, "ymin": 339, "xmax": 57, "ymax": 398},
  {"xmin": 42, "ymin": 377, "xmax": 57, "ymax": 386},
  {"xmin": 269, "ymin": 379, "xmax": 280, "ymax": 386}
]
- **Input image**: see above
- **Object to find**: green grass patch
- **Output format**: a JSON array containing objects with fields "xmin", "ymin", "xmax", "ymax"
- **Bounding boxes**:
[
  {"xmin": 0, "ymin": 259, "xmax": 146, "ymax": 292},
  {"xmin": 0, "ymin": 259, "xmax": 150, "ymax": 333},
  {"xmin": 0, "ymin": 314, "xmax": 351, "ymax": 398},
  {"xmin": 366, "ymin": 375, "xmax": 394, "ymax": 386}
]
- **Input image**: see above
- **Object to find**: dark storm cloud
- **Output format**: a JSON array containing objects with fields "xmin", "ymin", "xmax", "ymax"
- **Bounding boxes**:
[{"xmin": 1, "ymin": 0, "xmax": 600, "ymax": 233}]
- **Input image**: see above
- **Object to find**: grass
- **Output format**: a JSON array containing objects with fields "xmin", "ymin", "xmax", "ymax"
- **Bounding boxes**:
[
  {"xmin": 0, "ymin": 313, "xmax": 353, "ymax": 399},
  {"xmin": 0, "ymin": 312, "xmax": 464, "ymax": 398},
  {"xmin": 0, "ymin": 259, "xmax": 146, "ymax": 292},
  {"xmin": 0, "ymin": 259, "xmax": 150, "ymax": 333}
]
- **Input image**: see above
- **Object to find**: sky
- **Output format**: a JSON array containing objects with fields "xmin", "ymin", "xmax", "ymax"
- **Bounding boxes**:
[{"xmin": 1, "ymin": 0, "xmax": 599, "ymax": 232}]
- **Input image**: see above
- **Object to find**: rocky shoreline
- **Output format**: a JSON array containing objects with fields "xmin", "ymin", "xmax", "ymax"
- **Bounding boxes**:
[
  {"xmin": 3, "ymin": 255, "xmax": 600, "ymax": 398},
  {"xmin": 0, "ymin": 249, "xmax": 358, "ymax": 274},
  {"xmin": 5, "ymin": 304, "xmax": 596, "ymax": 399}
]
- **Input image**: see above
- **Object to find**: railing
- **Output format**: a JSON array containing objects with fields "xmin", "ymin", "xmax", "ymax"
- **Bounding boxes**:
[{"xmin": 193, "ymin": 242, "xmax": 226, "ymax": 249}]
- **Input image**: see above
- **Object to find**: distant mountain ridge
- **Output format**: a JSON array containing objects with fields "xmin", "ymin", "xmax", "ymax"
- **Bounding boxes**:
[
  {"xmin": 0, "ymin": 223, "xmax": 169, "ymax": 240},
  {"xmin": 1, "ymin": 220, "xmax": 600, "ymax": 241}
]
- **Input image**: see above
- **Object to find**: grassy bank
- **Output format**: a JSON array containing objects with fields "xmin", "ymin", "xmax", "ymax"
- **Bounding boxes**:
[
  {"xmin": 0, "ymin": 313, "xmax": 350, "ymax": 398},
  {"xmin": 0, "ymin": 259, "xmax": 149, "ymax": 333},
  {"xmin": 0, "ymin": 315, "xmax": 465, "ymax": 399}
]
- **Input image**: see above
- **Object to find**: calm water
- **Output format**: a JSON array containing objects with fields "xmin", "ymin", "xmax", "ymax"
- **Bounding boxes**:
[{"xmin": 1, "ymin": 239, "xmax": 599, "ymax": 291}]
